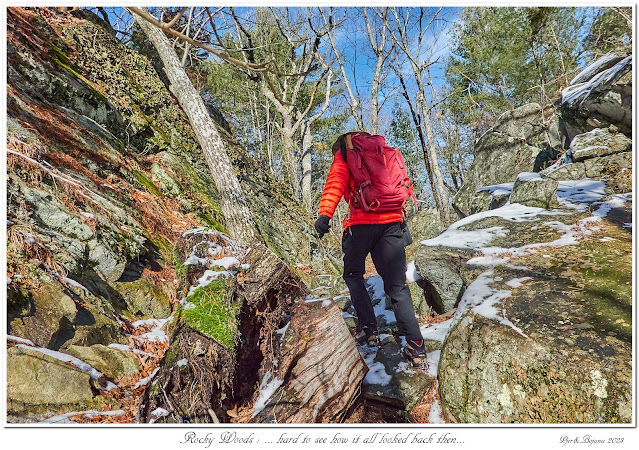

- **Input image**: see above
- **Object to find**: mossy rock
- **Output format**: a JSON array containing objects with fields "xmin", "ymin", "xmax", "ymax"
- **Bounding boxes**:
[
  {"xmin": 112, "ymin": 277, "xmax": 172, "ymax": 319},
  {"xmin": 438, "ymin": 214, "xmax": 632, "ymax": 423},
  {"xmin": 179, "ymin": 279, "xmax": 241, "ymax": 350}
]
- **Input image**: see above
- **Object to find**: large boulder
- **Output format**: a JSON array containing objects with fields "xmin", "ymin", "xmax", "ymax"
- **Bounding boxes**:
[
  {"xmin": 561, "ymin": 53, "xmax": 632, "ymax": 143},
  {"xmin": 439, "ymin": 228, "xmax": 632, "ymax": 423},
  {"xmin": 452, "ymin": 103, "xmax": 560, "ymax": 218},
  {"xmin": 509, "ymin": 173, "xmax": 559, "ymax": 209},
  {"xmin": 435, "ymin": 188, "xmax": 632, "ymax": 423}
]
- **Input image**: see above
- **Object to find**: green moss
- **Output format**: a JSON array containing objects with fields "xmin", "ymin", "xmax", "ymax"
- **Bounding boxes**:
[
  {"xmin": 47, "ymin": 40, "xmax": 110, "ymax": 106},
  {"xmin": 164, "ymin": 344, "xmax": 178, "ymax": 366},
  {"xmin": 578, "ymin": 240, "xmax": 632, "ymax": 342},
  {"xmin": 195, "ymin": 211, "xmax": 226, "ymax": 233},
  {"xmin": 129, "ymin": 101, "xmax": 171, "ymax": 145},
  {"xmin": 179, "ymin": 279, "xmax": 241, "ymax": 351},
  {"xmin": 132, "ymin": 170, "xmax": 161, "ymax": 196}
]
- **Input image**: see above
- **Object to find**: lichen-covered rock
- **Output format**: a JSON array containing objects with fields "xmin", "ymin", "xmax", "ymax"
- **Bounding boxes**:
[
  {"xmin": 7, "ymin": 346, "xmax": 94, "ymax": 414},
  {"xmin": 437, "ymin": 199, "xmax": 632, "ymax": 423},
  {"xmin": 414, "ymin": 246, "xmax": 471, "ymax": 314},
  {"xmin": 583, "ymin": 152, "xmax": 632, "ymax": 193},
  {"xmin": 112, "ymin": 278, "xmax": 172, "ymax": 319},
  {"xmin": 570, "ymin": 127, "xmax": 632, "ymax": 162},
  {"xmin": 406, "ymin": 206, "xmax": 446, "ymax": 243},
  {"xmin": 469, "ymin": 183, "xmax": 513, "ymax": 215},
  {"xmin": 509, "ymin": 173, "xmax": 559, "ymax": 209},
  {"xmin": 65, "ymin": 344, "xmax": 140, "ymax": 380},
  {"xmin": 561, "ymin": 54, "xmax": 632, "ymax": 143},
  {"xmin": 452, "ymin": 103, "xmax": 557, "ymax": 218}
]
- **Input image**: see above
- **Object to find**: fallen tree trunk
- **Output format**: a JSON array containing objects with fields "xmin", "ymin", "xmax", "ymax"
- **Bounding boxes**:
[
  {"xmin": 139, "ymin": 238, "xmax": 366, "ymax": 423},
  {"xmin": 249, "ymin": 297, "xmax": 368, "ymax": 423}
]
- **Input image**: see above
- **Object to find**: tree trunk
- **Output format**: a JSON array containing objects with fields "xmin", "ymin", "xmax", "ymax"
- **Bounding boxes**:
[
  {"xmin": 281, "ymin": 117, "xmax": 301, "ymax": 200},
  {"xmin": 300, "ymin": 125, "xmax": 313, "ymax": 213},
  {"xmin": 249, "ymin": 297, "xmax": 367, "ymax": 423},
  {"xmin": 132, "ymin": 10, "xmax": 260, "ymax": 244},
  {"xmin": 422, "ymin": 112, "xmax": 451, "ymax": 225}
]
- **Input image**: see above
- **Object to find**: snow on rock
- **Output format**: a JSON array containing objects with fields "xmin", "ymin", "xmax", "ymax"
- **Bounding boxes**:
[
  {"xmin": 422, "ymin": 203, "xmax": 565, "ymax": 250},
  {"xmin": 361, "ymin": 349, "xmax": 391, "ymax": 386},
  {"xmin": 40, "ymin": 410, "xmax": 124, "ymax": 424},
  {"xmin": 570, "ymin": 53, "xmax": 627, "ymax": 85},
  {"xmin": 556, "ymin": 179, "xmax": 606, "ymax": 210},
  {"xmin": 505, "ymin": 277, "xmax": 532, "ymax": 289},
  {"xmin": 420, "ymin": 318, "xmax": 455, "ymax": 344},
  {"xmin": 515, "ymin": 172, "xmax": 543, "ymax": 183},
  {"xmin": 562, "ymin": 55, "xmax": 632, "ymax": 106},
  {"xmin": 134, "ymin": 367, "xmax": 160, "ymax": 389},
  {"xmin": 15, "ymin": 344, "xmax": 113, "ymax": 388},
  {"xmin": 451, "ymin": 270, "xmax": 528, "ymax": 338},
  {"xmin": 476, "ymin": 182, "xmax": 515, "ymax": 197},
  {"xmin": 426, "ymin": 350, "xmax": 441, "ymax": 378},
  {"xmin": 406, "ymin": 261, "xmax": 421, "ymax": 282},
  {"xmin": 7, "ymin": 335, "xmax": 35, "ymax": 346},
  {"xmin": 252, "ymin": 370, "xmax": 284, "ymax": 418}
]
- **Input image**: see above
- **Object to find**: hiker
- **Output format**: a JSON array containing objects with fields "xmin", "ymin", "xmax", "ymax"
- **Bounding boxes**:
[{"xmin": 315, "ymin": 131, "xmax": 428, "ymax": 370}]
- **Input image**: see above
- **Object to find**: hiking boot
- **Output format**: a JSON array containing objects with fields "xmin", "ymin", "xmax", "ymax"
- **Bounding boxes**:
[
  {"xmin": 403, "ymin": 339, "xmax": 428, "ymax": 370},
  {"xmin": 354, "ymin": 327, "xmax": 381, "ymax": 347}
]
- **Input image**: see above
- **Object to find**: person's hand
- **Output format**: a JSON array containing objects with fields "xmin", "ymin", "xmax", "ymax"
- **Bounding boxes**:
[{"xmin": 314, "ymin": 215, "xmax": 331, "ymax": 238}]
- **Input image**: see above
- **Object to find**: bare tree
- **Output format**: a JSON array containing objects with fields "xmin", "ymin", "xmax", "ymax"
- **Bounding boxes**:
[
  {"xmin": 388, "ymin": 7, "xmax": 451, "ymax": 225},
  {"xmin": 130, "ymin": 7, "xmax": 260, "ymax": 244},
  {"xmin": 320, "ymin": 7, "xmax": 366, "ymax": 131},
  {"xmin": 363, "ymin": 8, "xmax": 394, "ymax": 134}
]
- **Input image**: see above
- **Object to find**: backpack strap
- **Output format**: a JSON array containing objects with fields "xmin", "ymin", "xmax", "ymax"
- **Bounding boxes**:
[{"xmin": 339, "ymin": 133, "xmax": 355, "ymax": 162}]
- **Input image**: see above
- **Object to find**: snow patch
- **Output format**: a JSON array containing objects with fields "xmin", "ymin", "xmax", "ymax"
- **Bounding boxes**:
[
  {"xmin": 134, "ymin": 367, "xmax": 160, "ymax": 389},
  {"xmin": 562, "ymin": 55, "xmax": 632, "ymax": 106},
  {"xmin": 40, "ymin": 410, "xmax": 124, "ymax": 424},
  {"xmin": 505, "ymin": 277, "xmax": 532, "ymax": 289},
  {"xmin": 252, "ymin": 371, "xmax": 284, "ymax": 418},
  {"xmin": 362, "ymin": 350, "xmax": 391, "ymax": 386},
  {"xmin": 406, "ymin": 261, "xmax": 421, "ymax": 282},
  {"xmin": 420, "ymin": 318, "xmax": 454, "ymax": 344},
  {"xmin": 8, "ymin": 335, "xmax": 35, "ymax": 346}
]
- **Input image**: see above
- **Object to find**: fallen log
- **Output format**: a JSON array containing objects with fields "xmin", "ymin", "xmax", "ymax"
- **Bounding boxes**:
[
  {"xmin": 249, "ymin": 297, "xmax": 368, "ymax": 423},
  {"xmin": 139, "ymin": 238, "xmax": 366, "ymax": 424}
]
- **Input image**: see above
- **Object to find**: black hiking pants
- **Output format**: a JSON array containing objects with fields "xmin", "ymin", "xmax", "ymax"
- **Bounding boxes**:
[{"xmin": 342, "ymin": 222, "xmax": 422, "ymax": 342}]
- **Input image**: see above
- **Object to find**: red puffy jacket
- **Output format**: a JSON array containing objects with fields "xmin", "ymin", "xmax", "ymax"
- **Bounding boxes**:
[{"xmin": 318, "ymin": 150, "xmax": 404, "ymax": 229}]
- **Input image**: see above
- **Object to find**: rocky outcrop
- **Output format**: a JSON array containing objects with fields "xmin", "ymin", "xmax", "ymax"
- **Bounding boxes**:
[
  {"xmin": 561, "ymin": 53, "xmax": 632, "ymax": 143},
  {"xmin": 452, "ymin": 103, "xmax": 561, "ymax": 218},
  {"xmin": 438, "ymin": 207, "xmax": 632, "ymax": 423},
  {"xmin": 6, "ymin": 7, "xmax": 341, "ymax": 422}
]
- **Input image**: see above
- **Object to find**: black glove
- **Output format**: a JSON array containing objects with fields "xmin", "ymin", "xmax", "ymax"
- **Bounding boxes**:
[{"xmin": 314, "ymin": 215, "xmax": 331, "ymax": 238}]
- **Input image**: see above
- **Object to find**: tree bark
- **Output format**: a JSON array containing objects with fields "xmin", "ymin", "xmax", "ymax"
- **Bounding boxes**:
[
  {"xmin": 300, "ymin": 126, "xmax": 313, "ymax": 212},
  {"xmin": 132, "ymin": 9, "xmax": 260, "ymax": 244},
  {"xmin": 249, "ymin": 298, "xmax": 367, "ymax": 423}
]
